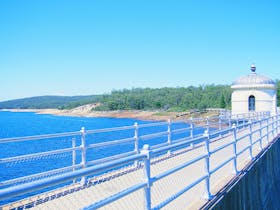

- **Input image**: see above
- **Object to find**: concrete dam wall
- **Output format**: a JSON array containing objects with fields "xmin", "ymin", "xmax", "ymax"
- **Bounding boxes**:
[{"xmin": 210, "ymin": 136, "xmax": 280, "ymax": 210}]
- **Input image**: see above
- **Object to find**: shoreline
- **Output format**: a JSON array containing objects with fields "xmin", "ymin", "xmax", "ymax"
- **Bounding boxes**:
[
  {"xmin": 2, "ymin": 108, "xmax": 181, "ymax": 121},
  {"xmin": 1, "ymin": 105, "xmax": 221, "ymax": 122}
]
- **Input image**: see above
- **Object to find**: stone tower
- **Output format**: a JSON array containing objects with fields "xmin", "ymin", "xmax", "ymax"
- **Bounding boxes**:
[{"xmin": 231, "ymin": 65, "xmax": 277, "ymax": 116}]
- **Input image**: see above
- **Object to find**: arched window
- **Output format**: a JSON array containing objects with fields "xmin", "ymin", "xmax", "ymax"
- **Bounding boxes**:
[{"xmin": 248, "ymin": 95, "xmax": 255, "ymax": 111}]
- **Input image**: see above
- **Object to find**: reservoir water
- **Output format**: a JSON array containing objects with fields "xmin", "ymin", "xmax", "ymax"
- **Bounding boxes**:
[
  {"xmin": 0, "ymin": 110, "xmax": 152, "ymax": 179},
  {"xmin": 0, "ymin": 111, "xmax": 205, "ymax": 205},
  {"xmin": 0, "ymin": 111, "xmax": 148, "ymax": 138},
  {"xmin": 0, "ymin": 111, "xmax": 154, "ymax": 204}
]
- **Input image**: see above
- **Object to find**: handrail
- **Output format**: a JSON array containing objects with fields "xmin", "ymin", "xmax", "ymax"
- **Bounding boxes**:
[
  {"xmin": 0, "ymin": 146, "xmax": 80, "ymax": 163},
  {"xmin": 139, "ymin": 131, "xmax": 169, "ymax": 141},
  {"xmin": 86, "ymin": 125, "xmax": 135, "ymax": 134},
  {"xmin": 0, "ymin": 131, "xmax": 81, "ymax": 144},
  {"xmin": 153, "ymin": 154, "xmax": 207, "ymax": 181},
  {"xmin": 87, "ymin": 137, "xmax": 135, "ymax": 149},
  {"xmin": 171, "ymin": 127, "xmax": 192, "ymax": 134},
  {"xmin": 0, "ymin": 164, "xmax": 83, "ymax": 187},
  {"xmin": 0, "ymin": 154, "xmax": 146, "ymax": 200}
]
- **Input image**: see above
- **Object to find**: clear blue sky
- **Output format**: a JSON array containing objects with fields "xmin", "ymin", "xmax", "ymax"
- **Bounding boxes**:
[{"xmin": 1, "ymin": 0, "xmax": 279, "ymax": 101}]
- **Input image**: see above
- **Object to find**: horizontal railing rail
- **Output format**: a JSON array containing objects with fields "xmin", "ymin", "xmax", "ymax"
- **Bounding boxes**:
[
  {"xmin": 0, "ymin": 154, "xmax": 146, "ymax": 200},
  {"xmin": 0, "ymin": 131, "xmax": 81, "ymax": 144},
  {"xmin": 0, "ymin": 164, "xmax": 84, "ymax": 187}
]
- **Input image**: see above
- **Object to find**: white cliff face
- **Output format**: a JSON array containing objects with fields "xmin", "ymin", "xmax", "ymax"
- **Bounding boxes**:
[{"xmin": 231, "ymin": 66, "xmax": 277, "ymax": 116}]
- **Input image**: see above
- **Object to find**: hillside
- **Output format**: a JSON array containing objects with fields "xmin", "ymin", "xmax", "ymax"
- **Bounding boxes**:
[
  {"xmin": 94, "ymin": 86, "xmax": 232, "ymax": 111},
  {"xmin": 0, "ymin": 85, "xmax": 232, "ymax": 111},
  {"xmin": 0, "ymin": 95, "xmax": 100, "ymax": 109},
  {"xmin": 1, "ymin": 81, "xmax": 279, "ymax": 112}
]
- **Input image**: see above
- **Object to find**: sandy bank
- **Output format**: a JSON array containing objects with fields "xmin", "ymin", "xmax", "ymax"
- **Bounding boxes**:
[
  {"xmin": 2, "ymin": 104, "xmax": 220, "ymax": 122},
  {"xmin": 3, "ymin": 108, "xmax": 179, "ymax": 121}
]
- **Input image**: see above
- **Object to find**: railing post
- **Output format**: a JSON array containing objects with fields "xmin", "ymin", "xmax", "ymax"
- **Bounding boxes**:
[
  {"xmin": 167, "ymin": 119, "xmax": 171, "ymax": 147},
  {"xmin": 274, "ymin": 115, "xmax": 277, "ymax": 136},
  {"xmin": 272, "ymin": 116, "xmax": 275, "ymax": 138},
  {"xmin": 218, "ymin": 115, "xmax": 221, "ymax": 130},
  {"xmin": 203, "ymin": 130, "xmax": 211, "ymax": 200},
  {"xmin": 266, "ymin": 117, "xmax": 269, "ymax": 144},
  {"xmin": 276, "ymin": 113, "xmax": 279, "ymax": 135},
  {"xmin": 141, "ymin": 144, "xmax": 152, "ymax": 210},
  {"xmin": 206, "ymin": 116, "xmax": 209, "ymax": 134},
  {"xmin": 259, "ymin": 120, "xmax": 263, "ymax": 150},
  {"xmin": 134, "ymin": 122, "xmax": 139, "ymax": 154},
  {"xmin": 72, "ymin": 137, "xmax": 77, "ymax": 183},
  {"xmin": 134, "ymin": 122, "xmax": 140, "ymax": 166},
  {"xmin": 278, "ymin": 114, "xmax": 280, "ymax": 134},
  {"xmin": 80, "ymin": 127, "xmax": 87, "ymax": 185},
  {"xmin": 275, "ymin": 115, "xmax": 278, "ymax": 136},
  {"xmin": 190, "ymin": 118, "xmax": 194, "ymax": 148},
  {"xmin": 232, "ymin": 124, "xmax": 238, "ymax": 175},
  {"xmin": 276, "ymin": 114, "xmax": 279, "ymax": 134},
  {"xmin": 248, "ymin": 120, "xmax": 253, "ymax": 160},
  {"xmin": 228, "ymin": 116, "xmax": 232, "ymax": 129}
]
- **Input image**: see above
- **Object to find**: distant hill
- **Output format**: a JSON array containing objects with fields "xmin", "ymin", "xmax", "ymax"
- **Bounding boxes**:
[
  {"xmin": 0, "ymin": 86, "xmax": 233, "ymax": 111},
  {"xmin": 0, "ymin": 95, "xmax": 101, "ymax": 109}
]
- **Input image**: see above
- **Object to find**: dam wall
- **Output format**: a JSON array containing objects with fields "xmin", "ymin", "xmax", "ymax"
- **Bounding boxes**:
[{"xmin": 211, "ymin": 136, "xmax": 280, "ymax": 210}]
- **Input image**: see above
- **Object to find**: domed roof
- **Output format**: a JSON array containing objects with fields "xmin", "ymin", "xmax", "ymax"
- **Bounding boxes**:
[{"xmin": 231, "ymin": 65, "xmax": 276, "ymax": 89}]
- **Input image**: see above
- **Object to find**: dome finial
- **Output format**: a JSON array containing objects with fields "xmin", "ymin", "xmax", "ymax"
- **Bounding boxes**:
[{"xmin": 250, "ymin": 64, "xmax": 256, "ymax": 73}]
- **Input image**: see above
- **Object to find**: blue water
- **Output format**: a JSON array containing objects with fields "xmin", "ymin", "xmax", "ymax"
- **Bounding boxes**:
[
  {"xmin": 0, "ymin": 111, "xmax": 149, "ymax": 138},
  {"xmin": 0, "ymin": 111, "xmax": 152, "ymax": 173},
  {"xmin": 0, "ymin": 111, "xmax": 205, "ymax": 205}
]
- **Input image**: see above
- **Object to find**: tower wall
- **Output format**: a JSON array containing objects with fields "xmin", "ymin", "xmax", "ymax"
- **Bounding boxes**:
[
  {"xmin": 231, "ymin": 88, "xmax": 277, "ymax": 116},
  {"xmin": 231, "ymin": 66, "xmax": 277, "ymax": 116}
]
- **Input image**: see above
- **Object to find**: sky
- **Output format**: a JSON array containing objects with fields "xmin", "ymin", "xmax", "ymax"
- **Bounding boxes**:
[{"xmin": 0, "ymin": 0, "xmax": 279, "ymax": 101}]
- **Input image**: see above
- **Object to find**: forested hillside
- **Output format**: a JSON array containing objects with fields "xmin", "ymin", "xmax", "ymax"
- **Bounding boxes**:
[
  {"xmin": 94, "ymin": 80, "xmax": 280, "ymax": 111},
  {"xmin": 1, "ymin": 81, "xmax": 280, "ymax": 111},
  {"xmin": 0, "ymin": 95, "xmax": 100, "ymax": 109},
  {"xmin": 94, "ymin": 85, "xmax": 232, "ymax": 111}
]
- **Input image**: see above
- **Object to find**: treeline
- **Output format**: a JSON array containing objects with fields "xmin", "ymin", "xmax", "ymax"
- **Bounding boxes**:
[
  {"xmin": 94, "ymin": 85, "xmax": 232, "ymax": 111},
  {"xmin": 0, "ymin": 95, "xmax": 100, "ymax": 109},
  {"xmin": 1, "ymin": 81, "xmax": 280, "ymax": 111},
  {"xmin": 93, "ymin": 80, "xmax": 280, "ymax": 111}
]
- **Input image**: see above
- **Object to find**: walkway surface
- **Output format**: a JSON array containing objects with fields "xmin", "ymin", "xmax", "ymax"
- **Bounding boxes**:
[{"xmin": 2, "ymin": 121, "xmax": 277, "ymax": 210}]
